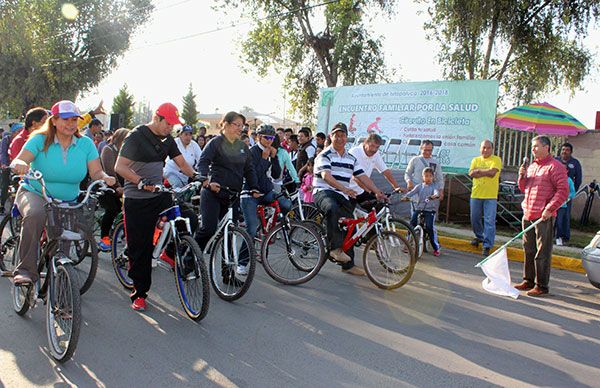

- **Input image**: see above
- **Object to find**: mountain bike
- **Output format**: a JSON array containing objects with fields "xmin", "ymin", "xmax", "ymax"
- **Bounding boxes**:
[
  {"xmin": 1, "ymin": 170, "xmax": 107, "ymax": 362},
  {"xmin": 111, "ymin": 181, "xmax": 209, "ymax": 321}
]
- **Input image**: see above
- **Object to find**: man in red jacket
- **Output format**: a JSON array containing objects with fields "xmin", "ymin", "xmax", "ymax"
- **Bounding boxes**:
[{"xmin": 516, "ymin": 135, "xmax": 569, "ymax": 297}]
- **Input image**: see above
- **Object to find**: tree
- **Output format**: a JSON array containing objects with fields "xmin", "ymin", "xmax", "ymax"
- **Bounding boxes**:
[
  {"xmin": 132, "ymin": 99, "xmax": 153, "ymax": 125},
  {"xmin": 221, "ymin": 0, "xmax": 398, "ymax": 121},
  {"xmin": 112, "ymin": 85, "xmax": 135, "ymax": 128},
  {"xmin": 420, "ymin": 0, "xmax": 600, "ymax": 103},
  {"xmin": 0, "ymin": 0, "xmax": 153, "ymax": 116},
  {"xmin": 181, "ymin": 83, "xmax": 199, "ymax": 128}
]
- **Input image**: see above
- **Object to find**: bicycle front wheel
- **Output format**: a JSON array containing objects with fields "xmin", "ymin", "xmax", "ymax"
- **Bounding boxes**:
[
  {"xmin": 174, "ymin": 235, "xmax": 210, "ymax": 322},
  {"xmin": 69, "ymin": 239, "xmax": 99, "ymax": 295},
  {"xmin": 209, "ymin": 225, "xmax": 256, "ymax": 302},
  {"xmin": 384, "ymin": 217, "xmax": 421, "ymax": 261},
  {"xmin": 46, "ymin": 261, "xmax": 82, "ymax": 362},
  {"xmin": 261, "ymin": 221, "xmax": 325, "ymax": 285},
  {"xmin": 111, "ymin": 221, "xmax": 133, "ymax": 290},
  {"xmin": 363, "ymin": 230, "xmax": 415, "ymax": 290}
]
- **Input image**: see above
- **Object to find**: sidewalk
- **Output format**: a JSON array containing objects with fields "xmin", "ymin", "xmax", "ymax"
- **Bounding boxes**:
[{"xmin": 436, "ymin": 224, "xmax": 585, "ymax": 273}]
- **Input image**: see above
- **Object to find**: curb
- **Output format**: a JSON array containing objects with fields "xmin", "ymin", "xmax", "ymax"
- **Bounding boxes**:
[{"xmin": 438, "ymin": 236, "xmax": 585, "ymax": 274}]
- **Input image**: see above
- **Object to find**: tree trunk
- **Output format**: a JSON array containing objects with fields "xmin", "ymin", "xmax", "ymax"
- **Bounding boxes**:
[{"xmin": 481, "ymin": 6, "xmax": 499, "ymax": 79}]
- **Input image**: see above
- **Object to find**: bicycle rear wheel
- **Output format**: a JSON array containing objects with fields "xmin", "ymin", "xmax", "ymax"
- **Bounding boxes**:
[
  {"xmin": 111, "ymin": 221, "xmax": 133, "ymax": 289},
  {"xmin": 46, "ymin": 260, "xmax": 82, "ymax": 362},
  {"xmin": 0, "ymin": 213, "xmax": 20, "ymax": 273},
  {"xmin": 363, "ymin": 231, "xmax": 415, "ymax": 290},
  {"xmin": 261, "ymin": 221, "xmax": 325, "ymax": 285},
  {"xmin": 209, "ymin": 225, "xmax": 255, "ymax": 302},
  {"xmin": 174, "ymin": 235, "xmax": 210, "ymax": 322}
]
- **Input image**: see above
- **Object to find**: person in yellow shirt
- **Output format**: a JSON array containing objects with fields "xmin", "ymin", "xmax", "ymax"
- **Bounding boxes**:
[{"xmin": 469, "ymin": 140, "xmax": 502, "ymax": 256}]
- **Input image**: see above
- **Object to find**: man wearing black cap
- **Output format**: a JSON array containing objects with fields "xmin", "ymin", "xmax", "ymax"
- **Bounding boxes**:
[{"xmin": 313, "ymin": 122, "xmax": 386, "ymax": 276}]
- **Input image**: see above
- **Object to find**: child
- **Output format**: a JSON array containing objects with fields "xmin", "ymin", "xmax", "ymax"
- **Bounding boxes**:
[
  {"xmin": 402, "ymin": 167, "xmax": 441, "ymax": 256},
  {"xmin": 300, "ymin": 158, "xmax": 315, "ymax": 203},
  {"xmin": 555, "ymin": 169, "xmax": 576, "ymax": 246}
]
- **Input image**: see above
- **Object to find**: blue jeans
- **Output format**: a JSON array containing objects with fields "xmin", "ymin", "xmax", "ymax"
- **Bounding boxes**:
[
  {"xmin": 470, "ymin": 198, "xmax": 497, "ymax": 249},
  {"xmin": 410, "ymin": 210, "xmax": 440, "ymax": 251},
  {"xmin": 240, "ymin": 191, "xmax": 292, "ymax": 265},
  {"xmin": 555, "ymin": 202, "xmax": 571, "ymax": 241}
]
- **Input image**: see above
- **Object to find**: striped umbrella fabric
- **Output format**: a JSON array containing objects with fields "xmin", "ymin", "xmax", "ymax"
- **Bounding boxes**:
[{"xmin": 496, "ymin": 102, "xmax": 588, "ymax": 136}]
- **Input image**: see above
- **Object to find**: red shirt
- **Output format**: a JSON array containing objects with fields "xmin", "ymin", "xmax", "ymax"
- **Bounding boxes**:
[
  {"xmin": 8, "ymin": 129, "xmax": 30, "ymax": 160},
  {"xmin": 518, "ymin": 154, "xmax": 569, "ymax": 221}
]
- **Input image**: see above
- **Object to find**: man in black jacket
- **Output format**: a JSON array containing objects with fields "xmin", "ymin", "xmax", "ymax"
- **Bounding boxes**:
[{"xmin": 238, "ymin": 125, "xmax": 291, "ymax": 274}]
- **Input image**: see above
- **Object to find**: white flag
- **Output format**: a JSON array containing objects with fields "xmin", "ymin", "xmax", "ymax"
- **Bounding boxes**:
[{"xmin": 476, "ymin": 248, "xmax": 519, "ymax": 299}]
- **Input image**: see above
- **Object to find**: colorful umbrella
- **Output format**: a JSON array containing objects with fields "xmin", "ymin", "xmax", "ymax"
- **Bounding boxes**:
[{"xmin": 496, "ymin": 102, "xmax": 588, "ymax": 136}]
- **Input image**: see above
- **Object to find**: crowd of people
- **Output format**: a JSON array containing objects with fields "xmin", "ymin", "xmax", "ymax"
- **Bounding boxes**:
[{"xmin": 0, "ymin": 99, "xmax": 581, "ymax": 306}]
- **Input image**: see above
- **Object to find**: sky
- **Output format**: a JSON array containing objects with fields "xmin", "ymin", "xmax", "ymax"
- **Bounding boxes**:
[{"xmin": 78, "ymin": 0, "xmax": 600, "ymax": 128}]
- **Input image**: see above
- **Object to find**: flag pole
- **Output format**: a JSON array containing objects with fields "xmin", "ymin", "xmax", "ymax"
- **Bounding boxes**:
[{"xmin": 475, "ymin": 217, "xmax": 544, "ymax": 268}]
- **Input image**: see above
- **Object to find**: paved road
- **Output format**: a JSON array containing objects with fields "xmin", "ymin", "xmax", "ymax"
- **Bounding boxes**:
[{"xmin": 1, "ymin": 248, "xmax": 599, "ymax": 387}]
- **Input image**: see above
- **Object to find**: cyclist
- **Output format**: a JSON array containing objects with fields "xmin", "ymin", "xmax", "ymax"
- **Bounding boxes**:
[
  {"xmin": 348, "ymin": 133, "xmax": 404, "ymax": 208},
  {"xmin": 97, "ymin": 128, "xmax": 130, "ymax": 251},
  {"xmin": 114, "ymin": 103, "xmax": 199, "ymax": 311},
  {"xmin": 164, "ymin": 125, "xmax": 202, "ymax": 188},
  {"xmin": 9, "ymin": 100, "xmax": 116, "ymax": 285},
  {"xmin": 196, "ymin": 111, "xmax": 259, "ymax": 281},
  {"xmin": 313, "ymin": 122, "xmax": 387, "ymax": 276},
  {"xmin": 401, "ymin": 167, "xmax": 441, "ymax": 256},
  {"xmin": 8, "ymin": 107, "xmax": 48, "ymax": 160},
  {"xmin": 239, "ymin": 125, "xmax": 292, "ymax": 275}
]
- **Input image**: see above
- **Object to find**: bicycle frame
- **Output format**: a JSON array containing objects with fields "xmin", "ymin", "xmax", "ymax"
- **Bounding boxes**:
[
  {"xmin": 151, "ymin": 205, "xmax": 192, "ymax": 261},
  {"xmin": 257, "ymin": 200, "xmax": 281, "ymax": 237},
  {"xmin": 340, "ymin": 206, "xmax": 387, "ymax": 252},
  {"xmin": 203, "ymin": 206, "xmax": 240, "ymax": 266}
]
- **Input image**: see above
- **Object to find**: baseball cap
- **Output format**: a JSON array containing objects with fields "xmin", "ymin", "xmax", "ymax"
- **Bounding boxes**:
[
  {"xmin": 156, "ymin": 102, "xmax": 183, "ymax": 125},
  {"xmin": 180, "ymin": 125, "xmax": 193, "ymax": 133},
  {"xmin": 10, "ymin": 122, "xmax": 24, "ymax": 133},
  {"xmin": 50, "ymin": 100, "xmax": 83, "ymax": 119},
  {"xmin": 330, "ymin": 122, "xmax": 348, "ymax": 135}
]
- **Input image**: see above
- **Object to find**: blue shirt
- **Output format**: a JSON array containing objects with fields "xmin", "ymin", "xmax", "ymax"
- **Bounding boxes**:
[
  {"xmin": 23, "ymin": 134, "xmax": 99, "ymax": 201},
  {"xmin": 555, "ymin": 156, "xmax": 582, "ymax": 190}
]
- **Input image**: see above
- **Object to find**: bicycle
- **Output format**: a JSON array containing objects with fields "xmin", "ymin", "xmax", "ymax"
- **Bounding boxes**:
[
  {"xmin": 400, "ymin": 195, "xmax": 440, "ymax": 258},
  {"xmin": 253, "ymin": 184, "xmax": 325, "ymax": 285},
  {"xmin": 1, "ymin": 170, "xmax": 107, "ymax": 362},
  {"xmin": 111, "ymin": 181, "xmax": 209, "ymax": 321},
  {"xmin": 0, "ymin": 175, "xmax": 105, "ymax": 295}
]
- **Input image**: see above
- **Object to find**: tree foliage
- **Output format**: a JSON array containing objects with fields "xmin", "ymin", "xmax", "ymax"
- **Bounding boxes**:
[
  {"xmin": 112, "ymin": 84, "xmax": 135, "ymax": 128},
  {"xmin": 420, "ymin": 0, "xmax": 600, "ymax": 103},
  {"xmin": 0, "ymin": 0, "xmax": 153, "ymax": 116},
  {"xmin": 220, "ymin": 0, "xmax": 398, "ymax": 122},
  {"xmin": 181, "ymin": 83, "xmax": 199, "ymax": 128}
]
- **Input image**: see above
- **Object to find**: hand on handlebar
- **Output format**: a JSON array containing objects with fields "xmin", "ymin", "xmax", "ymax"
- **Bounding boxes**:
[
  {"xmin": 209, "ymin": 182, "xmax": 221, "ymax": 193},
  {"xmin": 393, "ymin": 186, "xmax": 407, "ymax": 193},
  {"xmin": 252, "ymin": 190, "xmax": 263, "ymax": 198},
  {"xmin": 10, "ymin": 160, "xmax": 29, "ymax": 176},
  {"xmin": 344, "ymin": 188, "xmax": 358, "ymax": 199},
  {"xmin": 103, "ymin": 176, "xmax": 117, "ymax": 187},
  {"xmin": 375, "ymin": 191, "xmax": 388, "ymax": 202},
  {"xmin": 400, "ymin": 196, "xmax": 411, "ymax": 202}
]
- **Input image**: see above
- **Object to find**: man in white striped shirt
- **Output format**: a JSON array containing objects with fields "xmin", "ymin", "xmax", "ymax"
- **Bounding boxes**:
[{"xmin": 314, "ymin": 122, "xmax": 387, "ymax": 276}]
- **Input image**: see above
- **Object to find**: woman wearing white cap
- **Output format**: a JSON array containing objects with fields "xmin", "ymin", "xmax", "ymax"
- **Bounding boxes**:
[{"xmin": 9, "ymin": 100, "xmax": 116, "ymax": 285}]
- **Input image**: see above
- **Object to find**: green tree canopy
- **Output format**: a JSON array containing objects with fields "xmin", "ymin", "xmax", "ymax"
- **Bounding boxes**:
[
  {"xmin": 112, "ymin": 84, "xmax": 135, "ymax": 128},
  {"xmin": 0, "ymin": 0, "xmax": 153, "ymax": 117},
  {"xmin": 420, "ymin": 0, "xmax": 600, "ymax": 103},
  {"xmin": 220, "ymin": 0, "xmax": 398, "ymax": 121},
  {"xmin": 181, "ymin": 83, "xmax": 199, "ymax": 128}
]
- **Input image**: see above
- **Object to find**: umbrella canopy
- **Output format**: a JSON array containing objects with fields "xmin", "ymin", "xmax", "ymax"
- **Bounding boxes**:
[{"xmin": 496, "ymin": 102, "xmax": 588, "ymax": 136}]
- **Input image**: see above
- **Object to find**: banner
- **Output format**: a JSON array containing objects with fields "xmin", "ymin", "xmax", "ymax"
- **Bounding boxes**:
[{"xmin": 317, "ymin": 80, "xmax": 499, "ymax": 173}]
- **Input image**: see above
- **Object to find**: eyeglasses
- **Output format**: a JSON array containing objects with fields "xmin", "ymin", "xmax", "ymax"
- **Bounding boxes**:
[
  {"xmin": 230, "ymin": 122, "xmax": 243, "ymax": 128},
  {"xmin": 262, "ymin": 135, "xmax": 276, "ymax": 141}
]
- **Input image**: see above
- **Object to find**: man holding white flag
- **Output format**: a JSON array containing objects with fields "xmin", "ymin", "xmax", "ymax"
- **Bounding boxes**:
[{"xmin": 515, "ymin": 135, "xmax": 569, "ymax": 297}]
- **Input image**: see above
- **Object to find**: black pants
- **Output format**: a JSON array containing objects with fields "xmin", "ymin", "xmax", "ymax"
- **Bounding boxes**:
[
  {"xmin": 0, "ymin": 167, "xmax": 10, "ymax": 209},
  {"xmin": 314, "ymin": 190, "xmax": 356, "ymax": 269},
  {"xmin": 124, "ymin": 194, "xmax": 198, "ymax": 301},
  {"xmin": 196, "ymin": 188, "xmax": 238, "ymax": 250},
  {"xmin": 99, "ymin": 191, "xmax": 122, "ymax": 238}
]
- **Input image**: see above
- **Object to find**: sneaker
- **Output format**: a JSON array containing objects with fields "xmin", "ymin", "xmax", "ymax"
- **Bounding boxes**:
[
  {"xmin": 470, "ymin": 238, "xmax": 481, "ymax": 247},
  {"xmin": 330, "ymin": 248, "xmax": 351, "ymax": 263},
  {"xmin": 482, "ymin": 247, "xmax": 490, "ymax": 257},
  {"xmin": 342, "ymin": 266, "xmax": 365, "ymax": 276},
  {"xmin": 555, "ymin": 238, "xmax": 563, "ymax": 246},
  {"xmin": 160, "ymin": 251, "xmax": 175, "ymax": 268},
  {"xmin": 433, "ymin": 250, "xmax": 440, "ymax": 257},
  {"xmin": 236, "ymin": 264, "xmax": 249, "ymax": 276},
  {"xmin": 131, "ymin": 297, "xmax": 146, "ymax": 311},
  {"xmin": 98, "ymin": 236, "xmax": 111, "ymax": 252}
]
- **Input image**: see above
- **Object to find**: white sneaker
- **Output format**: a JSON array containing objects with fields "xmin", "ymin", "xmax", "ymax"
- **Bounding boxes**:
[
  {"xmin": 330, "ymin": 248, "xmax": 351, "ymax": 263},
  {"xmin": 556, "ymin": 238, "xmax": 563, "ymax": 246},
  {"xmin": 236, "ymin": 265, "xmax": 249, "ymax": 276}
]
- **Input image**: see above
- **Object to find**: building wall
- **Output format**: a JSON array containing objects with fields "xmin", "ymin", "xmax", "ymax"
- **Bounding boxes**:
[{"xmin": 568, "ymin": 131, "xmax": 600, "ymax": 225}]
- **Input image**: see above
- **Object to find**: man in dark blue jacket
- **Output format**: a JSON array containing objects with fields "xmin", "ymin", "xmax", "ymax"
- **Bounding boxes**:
[
  {"xmin": 239, "ymin": 125, "xmax": 291, "ymax": 275},
  {"xmin": 555, "ymin": 142, "xmax": 583, "ymax": 245}
]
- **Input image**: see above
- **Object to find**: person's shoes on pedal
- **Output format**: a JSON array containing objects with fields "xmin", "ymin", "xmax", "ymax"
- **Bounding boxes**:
[
  {"xmin": 236, "ymin": 264, "xmax": 249, "ymax": 276},
  {"xmin": 342, "ymin": 266, "xmax": 365, "ymax": 276},
  {"xmin": 131, "ymin": 297, "xmax": 147, "ymax": 311},
  {"xmin": 330, "ymin": 248, "xmax": 351, "ymax": 263},
  {"xmin": 98, "ymin": 236, "xmax": 111, "ymax": 252}
]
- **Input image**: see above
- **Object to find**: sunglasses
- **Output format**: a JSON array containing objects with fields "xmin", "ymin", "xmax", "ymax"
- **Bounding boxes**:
[{"xmin": 262, "ymin": 135, "xmax": 276, "ymax": 141}]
